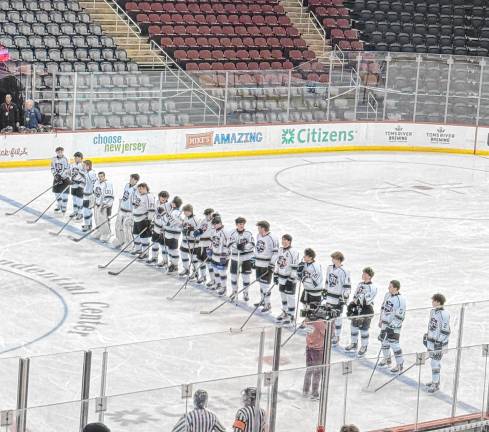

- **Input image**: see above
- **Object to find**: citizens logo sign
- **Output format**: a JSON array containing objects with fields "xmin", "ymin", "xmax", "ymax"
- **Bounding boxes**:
[
  {"xmin": 92, "ymin": 134, "xmax": 147, "ymax": 154},
  {"xmin": 186, "ymin": 132, "xmax": 214, "ymax": 149},
  {"xmin": 426, "ymin": 127, "xmax": 455, "ymax": 145},
  {"xmin": 385, "ymin": 125, "xmax": 413, "ymax": 143},
  {"xmin": 281, "ymin": 127, "xmax": 355, "ymax": 145}
]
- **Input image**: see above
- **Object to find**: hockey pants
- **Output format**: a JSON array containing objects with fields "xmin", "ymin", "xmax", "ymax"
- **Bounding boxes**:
[
  {"xmin": 114, "ymin": 211, "xmax": 134, "ymax": 247},
  {"xmin": 93, "ymin": 205, "xmax": 111, "ymax": 241}
]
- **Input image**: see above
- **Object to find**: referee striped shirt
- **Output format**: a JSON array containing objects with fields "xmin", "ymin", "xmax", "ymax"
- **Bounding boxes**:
[
  {"xmin": 172, "ymin": 408, "xmax": 226, "ymax": 432},
  {"xmin": 233, "ymin": 406, "xmax": 266, "ymax": 432}
]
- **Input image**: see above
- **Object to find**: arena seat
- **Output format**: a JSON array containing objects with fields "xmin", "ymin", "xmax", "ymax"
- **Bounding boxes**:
[{"xmin": 121, "ymin": 0, "xmax": 315, "ymax": 70}]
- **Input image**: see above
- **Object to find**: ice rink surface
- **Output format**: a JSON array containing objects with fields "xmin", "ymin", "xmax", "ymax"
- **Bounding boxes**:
[{"xmin": 1, "ymin": 151, "xmax": 489, "ymax": 431}]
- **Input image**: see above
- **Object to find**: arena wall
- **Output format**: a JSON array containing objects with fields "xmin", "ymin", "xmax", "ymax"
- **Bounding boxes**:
[{"xmin": 0, "ymin": 122, "xmax": 485, "ymax": 168}]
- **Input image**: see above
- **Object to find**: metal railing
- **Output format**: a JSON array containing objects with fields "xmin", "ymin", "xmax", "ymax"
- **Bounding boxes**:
[{"xmin": 1, "ymin": 300, "xmax": 489, "ymax": 432}]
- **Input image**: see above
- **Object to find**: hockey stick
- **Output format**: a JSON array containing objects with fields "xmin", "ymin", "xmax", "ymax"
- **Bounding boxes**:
[
  {"xmin": 5, "ymin": 184, "xmax": 53, "ymax": 216},
  {"xmin": 98, "ymin": 227, "xmax": 148, "ymax": 269},
  {"xmin": 281, "ymin": 320, "xmax": 306, "ymax": 348},
  {"xmin": 363, "ymin": 340, "xmax": 385, "ymax": 391},
  {"xmin": 70, "ymin": 212, "xmax": 119, "ymax": 243},
  {"xmin": 372, "ymin": 361, "xmax": 416, "ymax": 393},
  {"xmin": 230, "ymin": 283, "xmax": 276, "ymax": 333},
  {"xmin": 108, "ymin": 243, "xmax": 152, "ymax": 276},
  {"xmin": 27, "ymin": 184, "xmax": 71, "ymax": 224},
  {"xmin": 200, "ymin": 270, "xmax": 270, "ymax": 315},
  {"xmin": 49, "ymin": 214, "xmax": 76, "ymax": 236},
  {"xmin": 167, "ymin": 254, "xmax": 208, "ymax": 301}
]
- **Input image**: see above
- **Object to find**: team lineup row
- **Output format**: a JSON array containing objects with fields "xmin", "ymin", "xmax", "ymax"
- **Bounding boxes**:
[{"xmin": 49, "ymin": 148, "xmax": 451, "ymax": 394}]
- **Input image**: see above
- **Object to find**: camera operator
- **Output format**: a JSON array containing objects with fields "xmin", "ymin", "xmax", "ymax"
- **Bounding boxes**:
[
  {"xmin": 0, "ymin": 94, "xmax": 20, "ymax": 132},
  {"xmin": 303, "ymin": 307, "xmax": 326, "ymax": 400}
]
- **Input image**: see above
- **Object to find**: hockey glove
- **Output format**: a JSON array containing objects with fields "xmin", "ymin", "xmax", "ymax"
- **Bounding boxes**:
[
  {"xmin": 54, "ymin": 174, "xmax": 62, "ymax": 184},
  {"xmin": 237, "ymin": 241, "xmax": 246, "ymax": 252},
  {"xmin": 346, "ymin": 302, "xmax": 358, "ymax": 317},
  {"xmin": 297, "ymin": 262, "xmax": 305, "ymax": 280},
  {"xmin": 273, "ymin": 273, "xmax": 279, "ymax": 285},
  {"xmin": 206, "ymin": 248, "xmax": 212, "ymax": 258},
  {"xmin": 267, "ymin": 263, "xmax": 275, "ymax": 273},
  {"xmin": 378, "ymin": 329, "xmax": 386, "ymax": 342},
  {"xmin": 422, "ymin": 333, "xmax": 428, "ymax": 348},
  {"xmin": 215, "ymin": 257, "xmax": 227, "ymax": 270},
  {"xmin": 192, "ymin": 228, "xmax": 203, "ymax": 238},
  {"xmin": 183, "ymin": 226, "xmax": 193, "ymax": 236},
  {"xmin": 285, "ymin": 279, "xmax": 296, "ymax": 292}
]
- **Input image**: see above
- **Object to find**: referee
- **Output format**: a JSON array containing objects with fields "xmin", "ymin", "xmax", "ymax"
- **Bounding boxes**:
[
  {"xmin": 233, "ymin": 387, "xmax": 266, "ymax": 432},
  {"xmin": 172, "ymin": 389, "xmax": 225, "ymax": 432}
]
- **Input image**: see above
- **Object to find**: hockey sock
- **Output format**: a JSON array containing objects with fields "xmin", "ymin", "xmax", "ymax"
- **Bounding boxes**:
[
  {"xmin": 242, "ymin": 272, "xmax": 250, "ymax": 295},
  {"xmin": 141, "ymin": 237, "xmax": 149, "ymax": 250},
  {"xmin": 280, "ymin": 292, "xmax": 288, "ymax": 313},
  {"xmin": 360, "ymin": 329, "xmax": 369, "ymax": 348},
  {"xmin": 393, "ymin": 344, "xmax": 403, "ymax": 365},
  {"xmin": 161, "ymin": 245, "xmax": 168, "ymax": 264},
  {"xmin": 151, "ymin": 243, "xmax": 159, "ymax": 259},
  {"xmin": 83, "ymin": 207, "xmax": 92, "ymax": 227},
  {"xmin": 351, "ymin": 325, "xmax": 359, "ymax": 345},
  {"xmin": 61, "ymin": 192, "xmax": 68, "ymax": 212},
  {"xmin": 286, "ymin": 293, "xmax": 295, "ymax": 315},
  {"xmin": 56, "ymin": 193, "xmax": 62, "ymax": 209},
  {"xmin": 207, "ymin": 263, "xmax": 215, "ymax": 282},
  {"xmin": 431, "ymin": 358, "xmax": 441, "ymax": 383},
  {"xmin": 381, "ymin": 342, "xmax": 391, "ymax": 361},
  {"xmin": 335, "ymin": 318, "xmax": 342, "ymax": 338},
  {"xmin": 231, "ymin": 272, "xmax": 238, "ymax": 294},
  {"xmin": 181, "ymin": 251, "xmax": 190, "ymax": 270},
  {"xmin": 169, "ymin": 248, "xmax": 179, "ymax": 266},
  {"xmin": 260, "ymin": 282, "xmax": 271, "ymax": 306}
]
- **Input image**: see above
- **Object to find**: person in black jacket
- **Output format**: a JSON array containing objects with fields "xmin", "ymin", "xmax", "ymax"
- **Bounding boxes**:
[{"xmin": 0, "ymin": 94, "xmax": 19, "ymax": 132}]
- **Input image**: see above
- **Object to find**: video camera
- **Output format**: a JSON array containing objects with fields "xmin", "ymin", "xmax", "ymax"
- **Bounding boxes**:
[{"xmin": 300, "ymin": 304, "xmax": 332, "ymax": 321}]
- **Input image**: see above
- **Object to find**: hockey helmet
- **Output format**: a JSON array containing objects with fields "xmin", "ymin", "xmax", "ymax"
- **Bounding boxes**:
[{"xmin": 193, "ymin": 389, "xmax": 208, "ymax": 409}]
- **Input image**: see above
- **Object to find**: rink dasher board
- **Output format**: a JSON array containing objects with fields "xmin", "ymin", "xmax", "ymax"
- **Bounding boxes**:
[{"xmin": 0, "ymin": 122, "xmax": 485, "ymax": 168}]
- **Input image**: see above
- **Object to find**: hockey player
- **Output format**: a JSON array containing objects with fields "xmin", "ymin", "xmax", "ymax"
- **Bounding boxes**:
[
  {"xmin": 165, "ymin": 196, "xmax": 183, "ymax": 274},
  {"xmin": 275, "ymin": 234, "xmax": 300, "ymax": 324},
  {"xmin": 69, "ymin": 152, "xmax": 84, "ymax": 220},
  {"xmin": 233, "ymin": 387, "xmax": 266, "ymax": 432},
  {"xmin": 112, "ymin": 174, "xmax": 139, "ymax": 248},
  {"xmin": 423, "ymin": 293, "xmax": 450, "ymax": 393},
  {"xmin": 210, "ymin": 214, "xmax": 232, "ymax": 296},
  {"xmin": 92, "ymin": 172, "xmax": 114, "ymax": 242},
  {"xmin": 324, "ymin": 251, "xmax": 351, "ymax": 345},
  {"xmin": 254, "ymin": 220, "xmax": 279, "ymax": 313},
  {"xmin": 345, "ymin": 267, "xmax": 378, "ymax": 356},
  {"xmin": 50, "ymin": 146, "xmax": 70, "ymax": 214},
  {"xmin": 229, "ymin": 217, "xmax": 255, "ymax": 302},
  {"xmin": 179, "ymin": 204, "xmax": 200, "ymax": 277},
  {"xmin": 193, "ymin": 208, "xmax": 216, "ymax": 286},
  {"xmin": 298, "ymin": 248, "xmax": 323, "ymax": 313},
  {"xmin": 148, "ymin": 191, "xmax": 170, "ymax": 266},
  {"xmin": 171, "ymin": 389, "xmax": 225, "ymax": 432},
  {"xmin": 378, "ymin": 280, "xmax": 406, "ymax": 373},
  {"xmin": 131, "ymin": 183, "xmax": 155, "ymax": 258},
  {"xmin": 81, "ymin": 160, "xmax": 97, "ymax": 232}
]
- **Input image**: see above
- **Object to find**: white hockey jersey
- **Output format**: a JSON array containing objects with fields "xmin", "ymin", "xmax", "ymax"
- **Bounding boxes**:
[
  {"xmin": 380, "ymin": 292, "xmax": 406, "ymax": 332},
  {"xmin": 94, "ymin": 180, "xmax": 114, "ymax": 207},
  {"xmin": 211, "ymin": 227, "xmax": 233, "ymax": 259},
  {"xmin": 196, "ymin": 217, "xmax": 214, "ymax": 248},
  {"xmin": 82, "ymin": 170, "xmax": 97, "ymax": 197},
  {"xmin": 50, "ymin": 156, "xmax": 70, "ymax": 179},
  {"xmin": 325, "ymin": 265, "xmax": 351, "ymax": 305},
  {"xmin": 132, "ymin": 191, "xmax": 155, "ymax": 223},
  {"xmin": 120, "ymin": 183, "xmax": 136, "ymax": 212},
  {"xmin": 275, "ymin": 247, "xmax": 300, "ymax": 285},
  {"xmin": 70, "ymin": 162, "xmax": 85, "ymax": 189},
  {"xmin": 427, "ymin": 307, "xmax": 450, "ymax": 347},
  {"xmin": 165, "ymin": 207, "xmax": 183, "ymax": 239},
  {"xmin": 255, "ymin": 232, "xmax": 279, "ymax": 268},
  {"xmin": 352, "ymin": 282, "xmax": 377, "ymax": 307},
  {"xmin": 302, "ymin": 261, "xmax": 324, "ymax": 294},
  {"xmin": 230, "ymin": 229, "xmax": 255, "ymax": 262},
  {"xmin": 181, "ymin": 214, "xmax": 200, "ymax": 249},
  {"xmin": 153, "ymin": 201, "xmax": 172, "ymax": 234}
]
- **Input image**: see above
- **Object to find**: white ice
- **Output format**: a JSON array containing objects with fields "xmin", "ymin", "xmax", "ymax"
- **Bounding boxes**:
[{"xmin": 0, "ymin": 152, "xmax": 489, "ymax": 432}]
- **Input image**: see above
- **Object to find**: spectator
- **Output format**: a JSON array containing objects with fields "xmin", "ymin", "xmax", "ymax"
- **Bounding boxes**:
[
  {"xmin": 83, "ymin": 423, "xmax": 111, "ymax": 432},
  {"xmin": 0, "ymin": 94, "xmax": 19, "ymax": 132},
  {"xmin": 23, "ymin": 99, "xmax": 42, "ymax": 129},
  {"xmin": 340, "ymin": 425, "xmax": 360, "ymax": 432},
  {"xmin": 303, "ymin": 310, "xmax": 326, "ymax": 400}
]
